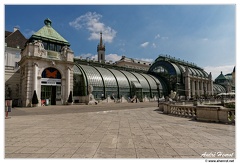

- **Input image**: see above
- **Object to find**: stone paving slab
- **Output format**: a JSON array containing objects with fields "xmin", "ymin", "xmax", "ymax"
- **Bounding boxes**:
[{"xmin": 5, "ymin": 102, "xmax": 236, "ymax": 159}]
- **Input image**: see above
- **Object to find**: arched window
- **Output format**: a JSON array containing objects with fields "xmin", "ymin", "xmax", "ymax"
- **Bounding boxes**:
[{"xmin": 42, "ymin": 67, "xmax": 61, "ymax": 79}]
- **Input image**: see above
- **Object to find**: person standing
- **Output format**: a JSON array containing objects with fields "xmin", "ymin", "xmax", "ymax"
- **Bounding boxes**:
[{"xmin": 5, "ymin": 86, "xmax": 12, "ymax": 119}]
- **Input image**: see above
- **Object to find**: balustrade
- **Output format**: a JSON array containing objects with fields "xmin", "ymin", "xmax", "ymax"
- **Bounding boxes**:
[{"xmin": 160, "ymin": 102, "xmax": 234, "ymax": 124}]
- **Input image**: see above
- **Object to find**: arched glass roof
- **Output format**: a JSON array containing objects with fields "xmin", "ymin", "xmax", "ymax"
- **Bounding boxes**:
[
  {"xmin": 73, "ymin": 63, "xmax": 166, "ymax": 98},
  {"xmin": 203, "ymin": 70, "xmax": 208, "ymax": 78},
  {"xmin": 188, "ymin": 67, "xmax": 195, "ymax": 76},
  {"xmin": 149, "ymin": 56, "xmax": 209, "ymax": 79},
  {"xmin": 131, "ymin": 72, "xmax": 150, "ymax": 91},
  {"xmin": 94, "ymin": 67, "xmax": 118, "ymax": 88},
  {"xmin": 178, "ymin": 65, "xmax": 186, "ymax": 73},
  {"xmin": 141, "ymin": 73, "xmax": 158, "ymax": 90},
  {"xmin": 78, "ymin": 65, "xmax": 103, "ymax": 87},
  {"xmin": 149, "ymin": 60, "xmax": 182, "ymax": 76},
  {"xmin": 107, "ymin": 69, "xmax": 130, "ymax": 88},
  {"xmin": 120, "ymin": 70, "xmax": 139, "ymax": 84},
  {"xmin": 170, "ymin": 62, "xmax": 182, "ymax": 76},
  {"xmin": 73, "ymin": 65, "xmax": 82, "ymax": 74},
  {"xmin": 213, "ymin": 84, "xmax": 226, "ymax": 94}
]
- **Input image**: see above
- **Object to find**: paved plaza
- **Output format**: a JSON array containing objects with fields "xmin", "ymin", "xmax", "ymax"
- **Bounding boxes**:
[{"xmin": 5, "ymin": 102, "xmax": 235, "ymax": 159}]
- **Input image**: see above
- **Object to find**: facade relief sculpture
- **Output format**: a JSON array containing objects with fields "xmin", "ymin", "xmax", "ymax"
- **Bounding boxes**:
[{"xmin": 34, "ymin": 40, "xmax": 46, "ymax": 57}]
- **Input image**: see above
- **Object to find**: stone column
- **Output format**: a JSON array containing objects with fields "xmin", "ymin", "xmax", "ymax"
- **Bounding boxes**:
[
  {"xmin": 210, "ymin": 80, "xmax": 213, "ymax": 95},
  {"xmin": 203, "ymin": 81, "xmax": 206, "ymax": 96},
  {"xmin": 185, "ymin": 77, "xmax": 191, "ymax": 98},
  {"xmin": 201, "ymin": 81, "xmax": 204, "ymax": 95},
  {"xmin": 192, "ymin": 80, "xmax": 195, "ymax": 97},
  {"xmin": 206, "ymin": 81, "xmax": 211, "ymax": 95},
  {"xmin": 208, "ymin": 73, "xmax": 213, "ymax": 96},
  {"xmin": 196, "ymin": 80, "xmax": 199, "ymax": 96},
  {"xmin": 184, "ymin": 67, "xmax": 191, "ymax": 99},
  {"xmin": 33, "ymin": 62, "xmax": 38, "ymax": 94}
]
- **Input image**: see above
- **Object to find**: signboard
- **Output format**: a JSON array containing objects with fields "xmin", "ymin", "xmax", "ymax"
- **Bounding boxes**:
[{"xmin": 41, "ymin": 78, "xmax": 61, "ymax": 86}]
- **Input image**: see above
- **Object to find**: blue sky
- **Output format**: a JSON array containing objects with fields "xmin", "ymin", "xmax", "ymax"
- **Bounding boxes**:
[{"xmin": 4, "ymin": 4, "xmax": 236, "ymax": 79}]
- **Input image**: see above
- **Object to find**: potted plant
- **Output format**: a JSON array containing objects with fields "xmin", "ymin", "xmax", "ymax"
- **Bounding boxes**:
[
  {"xmin": 32, "ymin": 90, "xmax": 38, "ymax": 107},
  {"xmin": 67, "ymin": 91, "xmax": 73, "ymax": 105}
]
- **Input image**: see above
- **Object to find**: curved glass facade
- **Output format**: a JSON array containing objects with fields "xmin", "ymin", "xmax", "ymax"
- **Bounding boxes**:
[
  {"xmin": 107, "ymin": 68, "xmax": 130, "ymax": 98},
  {"xmin": 73, "ymin": 63, "xmax": 165, "ymax": 101},
  {"xmin": 149, "ymin": 55, "xmax": 211, "ymax": 96},
  {"xmin": 213, "ymin": 84, "xmax": 226, "ymax": 94},
  {"xmin": 77, "ymin": 65, "xmax": 104, "ymax": 99},
  {"xmin": 94, "ymin": 67, "xmax": 118, "ymax": 98}
]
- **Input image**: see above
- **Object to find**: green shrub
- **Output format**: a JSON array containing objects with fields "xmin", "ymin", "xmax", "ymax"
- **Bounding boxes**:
[{"xmin": 225, "ymin": 102, "xmax": 235, "ymax": 109}]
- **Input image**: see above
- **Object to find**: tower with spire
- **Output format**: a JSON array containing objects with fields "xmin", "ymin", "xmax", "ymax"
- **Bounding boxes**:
[{"xmin": 97, "ymin": 32, "xmax": 105, "ymax": 63}]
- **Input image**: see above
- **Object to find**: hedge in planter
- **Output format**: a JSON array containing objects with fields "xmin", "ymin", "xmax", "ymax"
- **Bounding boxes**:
[
  {"xmin": 68, "ymin": 91, "xmax": 73, "ymax": 103},
  {"xmin": 32, "ymin": 90, "xmax": 38, "ymax": 105}
]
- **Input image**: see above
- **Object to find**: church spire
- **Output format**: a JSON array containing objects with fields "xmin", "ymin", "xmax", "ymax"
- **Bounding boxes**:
[
  {"xmin": 100, "ymin": 32, "xmax": 103, "ymax": 46},
  {"xmin": 97, "ymin": 32, "xmax": 105, "ymax": 63},
  {"xmin": 97, "ymin": 32, "xmax": 105, "ymax": 52}
]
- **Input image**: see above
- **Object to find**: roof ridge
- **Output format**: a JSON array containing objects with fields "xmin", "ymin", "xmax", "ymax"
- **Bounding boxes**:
[{"xmin": 5, "ymin": 30, "xmax": 15, "ymax": 39}]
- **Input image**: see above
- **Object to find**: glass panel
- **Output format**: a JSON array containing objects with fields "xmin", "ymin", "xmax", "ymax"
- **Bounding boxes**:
[
  {"xmin": 41, "ymin": 86, "xmax": 52, "ymax": 100},
  {"xmin": 78, "ymin": 65, "xmax": 104, "ymax": 96},
  {"xmin": 49, "ymin": 43, "xmax": 55, "ymax": 51},
  {"xmin": 131, "ymin": 72, "xmax": 149, "ymax": 92},
  {"xmin": 56, "ymin": 86, "xmax": 61, "ymax": 100},
  {"xmin": 141, "ymin": 74, "xmax": 158, "ymax": 89},
  {"xmin": 56, "ymin": 45, "xmax": 62, "ymax": 52},
  {"xmin": 108, "ymin": 69, "xmax": 130, "ymax": 88},
  {"xmin": 43, "ymin": 42, "xmax": 48, "ymax": 50},
  {"xmin": 94, "ymin": 67, "xmax": 118, "ymax": 88}
]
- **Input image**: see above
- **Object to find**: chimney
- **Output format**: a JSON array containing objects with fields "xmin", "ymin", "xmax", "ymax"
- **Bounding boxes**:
[{"xmin": 13, "ymin": 27, "xmax": 19, "ymax": 32}]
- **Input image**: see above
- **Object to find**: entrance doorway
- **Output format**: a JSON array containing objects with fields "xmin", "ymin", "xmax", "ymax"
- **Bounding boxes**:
[
  {"xmin": 41, "ymin": 67, "xmax": 62, "ymax": 105},
  {"xmin": 41, "ymin": 86, "xmax": 61, "ymax": 105}
]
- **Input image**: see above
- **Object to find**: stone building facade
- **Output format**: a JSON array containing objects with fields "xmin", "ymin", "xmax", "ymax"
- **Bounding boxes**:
[
  {"xmin": 214, "ymin": 68, "xmax": 235, "ymax": 94},
  {"xmin": 115, "ymin": 56, "xmax": 152, "ymax": 71},
  {"xmin": 5, "ymin": 27, "xmax": 28, "ymax": 106},
  {"xmin": 18, "ymin": 18, "xmax": 74, "ymax": 106}
]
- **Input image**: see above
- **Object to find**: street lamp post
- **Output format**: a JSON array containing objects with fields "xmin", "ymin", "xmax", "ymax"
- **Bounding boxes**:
[
  {"xmin": 176, "ymin": 83, "xmax": 180, "ymax": 101},
  {"xmin": 157, "ymin": 83, "xmax": 160, "ymax": 107}
]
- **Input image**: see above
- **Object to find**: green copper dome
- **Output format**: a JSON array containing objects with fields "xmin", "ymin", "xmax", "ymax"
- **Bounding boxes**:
[
  {"xmin": 30, "ymin": 18, "xmax": 70, "ymax": 46},
  {"xmin": 215, "ymin": 71, "xmax": 227, "ymax": 80}
]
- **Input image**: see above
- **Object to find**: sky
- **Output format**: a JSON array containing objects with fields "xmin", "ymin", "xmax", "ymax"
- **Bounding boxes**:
[{"xmin": 4, "ymin": 4, "xmax": 236, "ymax": 79}]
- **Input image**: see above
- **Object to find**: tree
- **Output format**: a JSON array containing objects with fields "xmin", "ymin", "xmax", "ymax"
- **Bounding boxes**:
[{"xmin": 32, "ymin": 90, "xmax": 38, "ymax": 105}]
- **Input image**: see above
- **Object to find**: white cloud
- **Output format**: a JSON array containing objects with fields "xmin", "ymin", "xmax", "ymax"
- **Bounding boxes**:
[
  {"xmin": 203, "ymin": 65, "xmax": 235, "ymax": 80},
  {"xmin": 161, "ymin": 36, "xmax": 169, "ymax": 40},
  {"xmin": 155, "ymin": 34, "xmax": 168, "ymax": 40},
  {"xmin": 152, "ymin": 43, "xmax": 156, "ymax": 48},
  {"xmin": 202, "ymin": 38, "xmax": 209, "ymax": 41},
  {"xmin": 91, "ymin": 54, "xmax": 98, "ymax": 60},
  {"xmin": 155, "ymin": 34, "xmax": 161, "ymax": 39},
  {"xmin": 78, "ymin": 53, "xmax": 93, "ymax": 59},
  {"xmin": 76, "ymin": 53, "xmax": 121, "ymax": 62},
  {"xmin": 69, "ymin": 12, "xmax": 116, "ymax": 43},
  {"xmin": 140, "ymin": 42, "xmax": 149, "ymax": 48},
  {"xmin": 105, "ymin": 54, "xmax": 122, "ymax": 62},
  {"xmin": 138, "ymin": 58, "xmax": 154, "ymax": 63}
]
